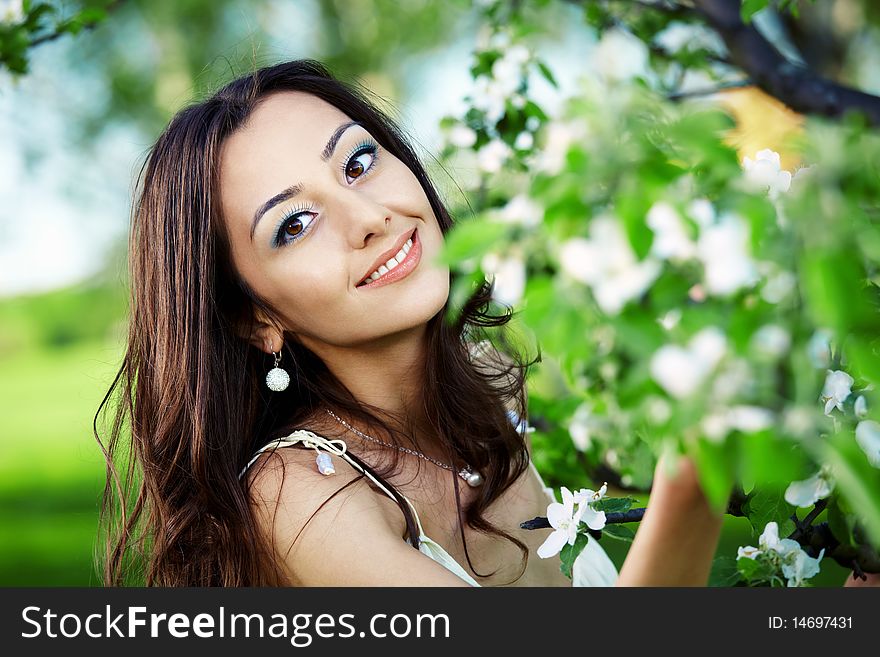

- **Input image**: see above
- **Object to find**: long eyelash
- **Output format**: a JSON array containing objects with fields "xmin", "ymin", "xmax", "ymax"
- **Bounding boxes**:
[
  {"xmin": 340, "ymin": 139, "xmax": 380, "ymax": 178},
  {"xmin": 273, "ymin": 204, "xmax": 314, "ymax": 248}
]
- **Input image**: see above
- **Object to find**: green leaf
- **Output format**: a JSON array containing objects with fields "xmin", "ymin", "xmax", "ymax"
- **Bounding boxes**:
[
  {"xmin": 691, "ymin": 437, "xmax": 737, "ymax": 513},
  {"xmin": 601, "ymin": 524, "xmax": 635, "ymax": 543},
  {"xmin": 594, "ymin": 497, "xmax": 635, "ymax": 513},
  {"xmin": 742, "ymin": 487, "xmax": 796, "ymax": 538},
  {"xmin": 439, "ymin": 220, "xmax": 508, "ymax": 264},
  {"xmin": 740, "ymin": 0, "xmax": 769, "ymax": 23},
  {"xmin": 738, "ymin": 431, "xmax": 809, "ymax": 487},
  {"xmin": 800, "ymin": 249, "xmax": 874, "ymax": 336},
  {"xmin": 616, "ymin": 184, "xmax": 653, "ymax": 260},
  {"xmin": 823, "ymin": 428, "xmax": 880, "ymax": 549},
  {"xmin": 826, "ymin": 495, "xmax": 857, "ymax": 549},
  {"xmin": 559, "ymin": 533, "xmax": 590, "ymax": 579},
  {"xmin": 709, "ymin": 556, "xmax": 742, "ymax": 587},
  {"xmin": 536, "ymin": 59, "xmax": 558, "ymax": 89},
  {"xmin": 736, "ymin": 554, "xmax": 778, "ymax": 585}
]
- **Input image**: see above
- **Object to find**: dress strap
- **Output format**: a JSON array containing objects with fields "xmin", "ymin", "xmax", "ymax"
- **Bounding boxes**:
[{"xmin": 239, "ymin": 429, "xmax": 428, "ymax": 544}]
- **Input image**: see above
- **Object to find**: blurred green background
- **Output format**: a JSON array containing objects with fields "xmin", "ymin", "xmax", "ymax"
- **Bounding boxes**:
[{"xmin": 2, "ymin": 0, "xmax": 869, "ymax": 586}]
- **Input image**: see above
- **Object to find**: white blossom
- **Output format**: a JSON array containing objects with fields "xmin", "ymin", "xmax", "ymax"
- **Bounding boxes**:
[
  {"xmin": 654, "ymin": 21, "xmax": 726, "ymax": 55},
  {"xmin": 855, "ymin": 420, "xmax": 880, "ymax": 468},
  {"xmin": 657, "ymin": 308, "xmax": 681, "ymax": 331},
  {"xmin": 481, "ymin": 252, "xmax": 525, "ymax": 307},
  {"xmin": 573, "ymin": 483, "xmax": 608, "ymax": 531},
  {"xmin": 738, "ymin": 521, "xmax": 823, "ymax": 587},
  {"xmin": 782, "ymin": 547, "xmax": 825, "ymax": 587},
  {"xmin": 476, "ymin": 139, "xmax": 511, "ymax": 173},
  {"xmin": 448, "ymin": 124, "xmax": 477, "ymax": 148},
  {"xmin": 593, "ymin": 28, "xmax": 649, "ymax": 82},
  {"xmin": 650, "ymin": 327, "xmax": 727, "ymax": 399},
  {"xmin": 783, "ymin": 406, "xmax": 817, "ymax": 438},
  {"xmin": 471, "ymin": 75, "xmax": 507, "ymax": 126},
  {"xmin": 742, "ymin": 149, "xmax": 793, "ymax": 199},
  {"xmin": 645, "ymin": 396, "xmax": 672, "ymax": 425},
  {"xmin": 784, "ymin": 470, "xmax": 833, "ymax": 508},
  {"xmin": 760, "ymin": 269, "xmax": 797, "ymax": 304},
  {"xmin": 535, "ymin": 119, "xmax": 589, "ymax": 174},
  {"xmin": 711, "ymin": 358, "xmax": 753, "ymax": 403},
  {"xmin": 559, "ymin": 216, "xmax": 661, "ymax": 315},
  {"xmin": 491, "ymin": 54, "xmax": 524, "ymax": 96},
  {"xmin": 854, "ymin": 395, "xmax": 868, "ymax": 418},
  {"xmin": 821, "ymin": 369, "xmax": 854, "ymax": 416},
  {"xmin": 696, "ymin": 213, "xmax": 759, "ymax": 295},
  {"xmin": 744, "ymin": 525, "xmax": 823, "ymax": 587},
  {"xmin": 495, "ymin": 194, "xmax": 542, "ymax": 227},
  {"xmin": 702, "ymin": 405, "xmax": 774, "ymax": 441},
  {"xmin": 513, "ymin": 130, "xmax": 534, "ymax": 150},
  {"xmin": 568, "ymin": 403, "xmax": 593, "ymax": 451},
  {"xmin": 751, "ymin": 324, "xmax": 791, "ymax": 359},
  {"xmin": 687, "ymin": 198, "xmax": 715, "ymax": 228},
  {"xmin": 690, "ymin": 326, "xmax": 727, "ymax": 368},
  {"xmin": 737, "ymin": 545, "xmax": 762, "ymax": 560},
  {"xmin": 646, "ymin": 202, "xmax": 696, "ymax": 261},
  {"xmin": 537, "ymin": 487, "xmax": 586, "ymax": 558},
  {"xmin": 728, "ymin": 405, "xmax": 775, "ymax": 432},
  {"xmin": 807, "ymin": 329, "xmax": 833, "ymax": 369},
  {"xmin": 1, "ymin": 0, "xmax": 23, "ymax": 25}
]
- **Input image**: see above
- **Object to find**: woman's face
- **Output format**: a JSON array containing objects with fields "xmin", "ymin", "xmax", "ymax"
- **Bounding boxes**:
[{"xmin": 219, "ymin": 91, "xmax": 450, "ymax": 354}]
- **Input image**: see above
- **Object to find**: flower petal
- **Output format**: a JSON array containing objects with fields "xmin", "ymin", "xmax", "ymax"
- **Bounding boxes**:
[
  {"xmin": 737, "ymin": 545, "xmax": 761, "ymax": 560},
  {"xmin": 856, "ymin": 420, "xmax": 880, "ymax": 468},
  {"xmin": 581, "ymin": 507, "xmax": 607, "ymax": 531},
  {"xmin": 537, "ymin": 529, "xmax": 569, "ymax": 559},
  {"xmin": 784, "ymin": 472, "xmax": 833, "ymax": 508},
  {"xmin": 545, "ymin": 502, "xmax": 567, "ymax": 529}
]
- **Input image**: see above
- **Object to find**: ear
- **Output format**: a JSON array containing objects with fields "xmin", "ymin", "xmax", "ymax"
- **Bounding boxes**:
[{"xmin": 247, "ymin": 307, "xmax": 285, "ymax": 356}]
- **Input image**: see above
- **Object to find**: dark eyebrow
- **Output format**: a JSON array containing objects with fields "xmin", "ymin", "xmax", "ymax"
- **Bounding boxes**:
[{"xmin": 250, "ymin": 120, "xmax": 361, "ymax": 240}]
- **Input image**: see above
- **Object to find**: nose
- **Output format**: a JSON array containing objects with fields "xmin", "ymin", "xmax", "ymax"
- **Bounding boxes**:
[{"xmin": 333, "ymin": 187, "xmax": 392, "ymax": 249}]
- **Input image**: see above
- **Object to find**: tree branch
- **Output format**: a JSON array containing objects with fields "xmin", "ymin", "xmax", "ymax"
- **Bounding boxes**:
[
  {"xmin": 28, "ymin": 1, "xmax": 124, "ymax": 49},
  {"xmin": 667, "ymin": 78, "xmax": 752, "ymax": 101},
  {"xmin": 520, "ymin": 493, "xmax": 879, "ymax": 574},
  {"xmin": 691, "ymin": 0, "xmax": 880, "ymax": 126}
]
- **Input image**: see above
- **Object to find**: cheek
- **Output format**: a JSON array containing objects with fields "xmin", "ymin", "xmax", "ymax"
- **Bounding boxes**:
[{"xmin": 267, "ymin": 260, "xmax": 351, "ymax": 335}]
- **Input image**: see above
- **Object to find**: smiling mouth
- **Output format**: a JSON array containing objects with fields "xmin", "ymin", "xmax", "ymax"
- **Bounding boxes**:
[{"xmin": 356, "ymin": 228, "xmax": 421, "ymax": 289}]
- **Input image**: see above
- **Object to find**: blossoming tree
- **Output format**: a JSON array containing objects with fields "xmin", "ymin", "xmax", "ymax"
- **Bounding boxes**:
[{"xmin": 439, "ymin": 0, "xmax": 880, "ymax": 586}]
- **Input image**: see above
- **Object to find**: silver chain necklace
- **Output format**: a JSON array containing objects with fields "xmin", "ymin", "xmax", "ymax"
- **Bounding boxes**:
[{"xmin": 325, "ymin": 409, "xmax": 484, "ymax": 487}]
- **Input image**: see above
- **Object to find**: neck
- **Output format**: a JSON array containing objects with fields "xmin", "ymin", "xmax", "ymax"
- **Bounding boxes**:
[{"xmin": 300, "ymin": 323, "xmax": 434, "ymax": 440}]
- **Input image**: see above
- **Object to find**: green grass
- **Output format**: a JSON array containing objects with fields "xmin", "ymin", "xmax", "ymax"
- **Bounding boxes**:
[{"xmin": 0, "ymin": 341, "xmax": 121, "ymax": 585}]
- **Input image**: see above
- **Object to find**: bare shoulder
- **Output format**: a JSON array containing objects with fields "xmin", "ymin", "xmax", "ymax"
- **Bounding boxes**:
[{"xmin": 246, "ymin": 445, "xmax": 472, "ymax": 586}]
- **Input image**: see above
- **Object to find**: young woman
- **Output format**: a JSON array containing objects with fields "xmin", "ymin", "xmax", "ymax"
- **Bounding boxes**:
[{"xmin": 97, "ymin": 59, "xmax": 725, "ymax": 587}]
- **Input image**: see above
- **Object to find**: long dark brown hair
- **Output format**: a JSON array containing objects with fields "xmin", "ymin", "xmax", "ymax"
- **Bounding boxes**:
[{"xmin": 95, "ymin": 59, "xmax": 534, "ymax": 586}]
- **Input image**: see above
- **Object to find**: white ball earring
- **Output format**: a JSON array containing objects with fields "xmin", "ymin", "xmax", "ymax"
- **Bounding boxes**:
[{"xmin": 265, "ymin": 350, "xmax": 290, "ymax": 392}]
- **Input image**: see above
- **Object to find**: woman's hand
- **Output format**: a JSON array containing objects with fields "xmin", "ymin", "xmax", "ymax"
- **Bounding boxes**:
[
  {"xmin": 844, "ymin": 572, "xmax": 880, "ymax": 587},
  {"xmin": 615, "ymin": 452, "xmax": 726, "ymax": 586}
]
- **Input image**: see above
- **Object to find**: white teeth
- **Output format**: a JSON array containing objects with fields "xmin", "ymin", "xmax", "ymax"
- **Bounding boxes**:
[{"xmin": 361, "ymin": 234, "xmax": 416, "ymax": 284}]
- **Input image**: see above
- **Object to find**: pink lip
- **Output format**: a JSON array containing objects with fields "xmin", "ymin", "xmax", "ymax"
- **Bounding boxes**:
[{"xmin": 356, "ymin": 229, "xmax": 421, "ymax": 290}]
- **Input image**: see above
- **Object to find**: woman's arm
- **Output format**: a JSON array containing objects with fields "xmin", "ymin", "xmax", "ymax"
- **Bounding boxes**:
[{"xmin": 615, "ymin": 452, "xmax": 726, "ymax": 586}]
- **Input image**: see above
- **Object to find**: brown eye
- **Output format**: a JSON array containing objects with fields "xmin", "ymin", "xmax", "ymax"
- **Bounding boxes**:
[
  {"xmin": 347, "ymin": 158, "xmax": 365, "ymax": 178},
  {"xmin": 274, "ymin": 211, "xmax": 316, "ymax": 247},
  {"xmin": 344, "ymin": 149, "xmax": 376, "ymax": 182},
  {"xmin": 284, "ymin": 218, "xmax": 304, "ymax": 237}
]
